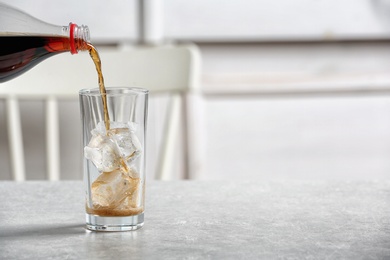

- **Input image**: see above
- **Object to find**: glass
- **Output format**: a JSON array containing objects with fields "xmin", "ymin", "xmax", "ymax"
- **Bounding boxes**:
[{"xmin": 79, "ymin": 87, "xmax": 148, "ymax": 231}]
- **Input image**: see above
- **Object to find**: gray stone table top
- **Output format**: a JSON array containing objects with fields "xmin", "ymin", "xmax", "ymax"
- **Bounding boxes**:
[{"xmin": 1, "ymin": 180, "xmax": 390, "ymax": 259}]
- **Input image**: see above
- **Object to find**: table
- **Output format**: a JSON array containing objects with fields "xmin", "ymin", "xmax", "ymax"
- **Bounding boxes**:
[{"xmin": 1, "ymin": 181, "xmax": 390, "ymax": 259}]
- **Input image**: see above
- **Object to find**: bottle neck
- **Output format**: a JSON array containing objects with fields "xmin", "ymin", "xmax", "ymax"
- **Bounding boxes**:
[{"xmin": 66, "ymin": 23, "xmax": 90, "ymax": 54}]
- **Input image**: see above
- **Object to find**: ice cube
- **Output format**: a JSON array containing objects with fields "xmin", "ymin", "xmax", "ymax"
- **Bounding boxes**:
[
  {"xmin": 108, "ymin": 128, "xmax": 142, "ymax": 161},
  {"xmin": 91, "ymin": 121, "xmax": 108, "ymax": 136},
  {"xmin": 84, "ymin": 134, "xmax": 121, "ymax": 172},
  {"xmin": 85, "ymin": 121, "xmax": 142, "ymax": 172},
  {"xmin": 91, "ymin": 169, "xmax": 139, "ymax": 209},
  {"xmin": 116, "ymin": 179, "xmax": 141, "ymax": 209}
]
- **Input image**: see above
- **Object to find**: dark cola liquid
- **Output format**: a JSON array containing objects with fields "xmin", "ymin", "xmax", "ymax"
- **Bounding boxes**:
[
  {"xmin": 87, "ymin": 43, "xmax": 110, "ymax": 131},
  {"xmin": 0, "ymin": 35, "xmax": 72, "ymax": 83}
]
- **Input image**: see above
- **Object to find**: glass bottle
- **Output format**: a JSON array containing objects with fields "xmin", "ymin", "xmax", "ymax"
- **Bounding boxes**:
[{"xmin": 0, "ymin": 3, "xmax": 91, "ymax": 82}]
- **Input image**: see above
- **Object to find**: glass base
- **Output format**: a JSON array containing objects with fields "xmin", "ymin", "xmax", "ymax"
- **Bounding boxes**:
[{"xmin": 86, "ymin": 213, "xmax": 144, "ymax": 231}]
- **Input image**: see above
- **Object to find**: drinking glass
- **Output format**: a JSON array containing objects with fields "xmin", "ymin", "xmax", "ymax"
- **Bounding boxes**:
[{"xmin": 79, "ymin": 87, "xmax": 148, "ymax": 231}]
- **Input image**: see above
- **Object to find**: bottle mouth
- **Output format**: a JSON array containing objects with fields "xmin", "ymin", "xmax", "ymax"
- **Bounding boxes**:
[
  {"xmin": 79, "ymin": 25, "xmax": 90, "ymax": 43},
  {"xmin": 69, "ymin": 23, "xmax": 90, "ymax": 54}
]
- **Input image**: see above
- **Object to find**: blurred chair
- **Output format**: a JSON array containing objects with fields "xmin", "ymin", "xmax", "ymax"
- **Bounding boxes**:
[{"xmin": 0, "ymin": 44, "xmax": 201, "ymax": 181}]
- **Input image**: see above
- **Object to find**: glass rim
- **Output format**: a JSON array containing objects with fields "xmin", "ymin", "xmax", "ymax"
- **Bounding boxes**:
[{"xmin": 79, "ymin": 86, "xmax": 149, "ymax": 97}]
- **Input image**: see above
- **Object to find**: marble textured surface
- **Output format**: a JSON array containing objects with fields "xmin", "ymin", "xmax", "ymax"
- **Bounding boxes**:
[{"xmin": 0, "ymin": 180, "xmax": 390, "ymax": 259}]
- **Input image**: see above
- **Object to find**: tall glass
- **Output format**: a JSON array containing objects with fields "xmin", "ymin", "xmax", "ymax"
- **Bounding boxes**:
[{"xmin": 79, "ymin": 87, "xmax": 148, "ymax": 231}]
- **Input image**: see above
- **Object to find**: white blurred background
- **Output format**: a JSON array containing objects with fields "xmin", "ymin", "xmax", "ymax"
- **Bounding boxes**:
[{"xmin": 1, "ymin": 0, "xmax": 390, "ymax": 180}]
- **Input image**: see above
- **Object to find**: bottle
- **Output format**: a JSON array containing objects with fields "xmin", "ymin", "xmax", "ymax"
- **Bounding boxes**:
[{"xmin": 0, "ymin": 3, "xmax": 90, "ymax": 83}]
